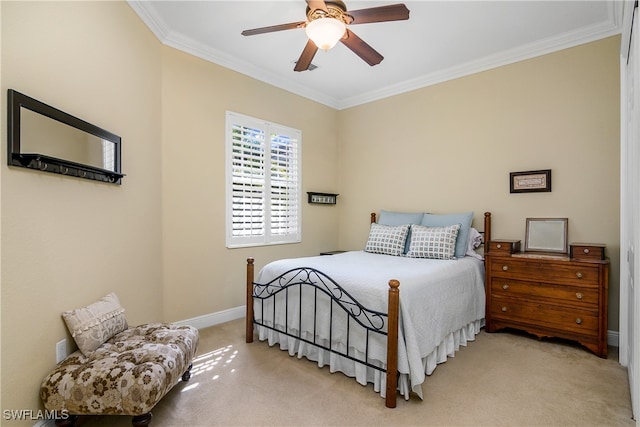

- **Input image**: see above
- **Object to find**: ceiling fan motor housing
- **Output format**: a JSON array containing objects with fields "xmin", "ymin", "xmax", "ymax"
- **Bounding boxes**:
[{"xmin": 306, "ymin": 1, "xmax": 353, "ymax": 25}]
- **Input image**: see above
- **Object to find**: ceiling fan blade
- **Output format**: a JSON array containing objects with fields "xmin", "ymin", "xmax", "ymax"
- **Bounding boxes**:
[
  {"xmin": 241, "ymin": 21, "xmax": 306, "ymax": 36},
  {"xmin": 347, "ymin": 4, "xmax": 410, "ymax": 25},
  {"xmin": 294, "ymin": 39, "xmax": 319, "ymax": 71},
  {"xmin": 306, "ymin": 0, "xmax": 328, "ymax": 13},
  {"xmin": 340, "ymin": 29, "xmax": 383, "ymax": 66}
]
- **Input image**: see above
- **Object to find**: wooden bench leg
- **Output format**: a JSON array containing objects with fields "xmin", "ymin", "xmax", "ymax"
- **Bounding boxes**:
[
  {"xmin": 182, "ymin": 363, "xmax": 193, "ymax": 381},
  {"xmin": 132, "ymin": 412, "xmax": 152, "ymax": 426},
  {"xmin": 54, "ymin": 413, "xmax": 151, "ymax": 427},
  {"xmin": 55, "ymin": 415, "xmax": 78, "ymax": 426}
]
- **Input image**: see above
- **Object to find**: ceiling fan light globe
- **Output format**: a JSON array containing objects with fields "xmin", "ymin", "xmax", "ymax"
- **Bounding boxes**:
[{"xmin": 305, "ymin": 18, "xmax": 345, "ymax": 51}]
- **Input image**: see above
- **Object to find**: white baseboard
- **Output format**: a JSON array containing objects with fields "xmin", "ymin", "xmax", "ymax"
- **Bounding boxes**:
[
  {"xmin": 173, "ymin": 305, "xmax": 245, "ymax": 330},
  {"xmin": 608, "ymin": 330, "xmax": 619, "ymax": 347}
]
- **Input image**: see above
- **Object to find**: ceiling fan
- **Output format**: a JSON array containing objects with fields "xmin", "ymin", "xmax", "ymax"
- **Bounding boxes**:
[{"xmin": 241, "ymin": 0, "xmax": 410, "ymax": 72}]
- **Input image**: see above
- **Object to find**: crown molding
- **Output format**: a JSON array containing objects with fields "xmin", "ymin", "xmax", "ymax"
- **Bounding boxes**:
[
  {"xmin": 127, "ymin": 0, "xmax": 171, "ymax": 41},
  {"xmin": 338, "ymin": 11, "xmax": 622, "ymax": 109},
  {"xmin": 128, "ymin": 1, "xmax": 622, "ymax": 111},
  {"xmin": 163, "ymin": 31, "xmax": 342, "ymax": 109},
  {"xmin": 126, "ymin": 1, "xmax": 341, "ymax": 109}
]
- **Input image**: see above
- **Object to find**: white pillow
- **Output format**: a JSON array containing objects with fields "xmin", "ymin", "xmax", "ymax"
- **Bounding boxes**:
[
  {"xmin": 364, "ymin": 223, "xmax": 409, "ymax": 256},
  {"xmin": 466, "ymin": 227, "xmax": 484, "ymax": 260},
  {"xmin": 62, "ymin": 293, "xmax": 128, "ymax": 356},
  {"xmin": 406, "ymin": 224, "xmax": 461, "ymax": 260}
]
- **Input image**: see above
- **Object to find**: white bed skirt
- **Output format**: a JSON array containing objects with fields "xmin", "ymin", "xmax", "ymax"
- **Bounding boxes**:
[{"xmin": 256, "ymin": 318, "xmax": 484, "ymax": 400}]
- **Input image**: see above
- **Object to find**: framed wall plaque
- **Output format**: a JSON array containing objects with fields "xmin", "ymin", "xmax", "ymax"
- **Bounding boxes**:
[{"xmin": 510, "ymin": 169, "xmax": 551, "ymax": 193}]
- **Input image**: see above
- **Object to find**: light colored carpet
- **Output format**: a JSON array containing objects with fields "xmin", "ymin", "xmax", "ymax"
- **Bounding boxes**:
[{"xmin": 79, "ymin": 318, "xmax": 634, "ymax": 427}]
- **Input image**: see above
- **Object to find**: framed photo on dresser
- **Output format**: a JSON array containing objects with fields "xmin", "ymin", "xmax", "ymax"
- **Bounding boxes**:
[{"xmin": 524, "ymin": 218, "xmax": 568, "ymax": 254}]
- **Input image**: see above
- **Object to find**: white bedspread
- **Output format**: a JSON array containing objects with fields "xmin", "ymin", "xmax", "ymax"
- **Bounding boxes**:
[{"xmin": 254, "ymin": 250, "xmax": 485, "ymax": 400}]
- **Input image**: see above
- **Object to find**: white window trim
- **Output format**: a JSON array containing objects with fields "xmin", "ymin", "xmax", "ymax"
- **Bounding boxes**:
[
  {"xmin": 101, "ymin": 139, "xmax": 115, "ymax": 172},
  {"xmin": 225, "ymin": 111, "xmax": 302, "ymax": 248}
]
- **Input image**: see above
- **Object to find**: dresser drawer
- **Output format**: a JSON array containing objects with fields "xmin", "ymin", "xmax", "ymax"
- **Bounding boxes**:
[
  {"xmin": 488, "ymin": 240, "xmax": 521, "ymax": 254},
  {"xmin": 490, "ymin": 258, "xmax": 599, "ymax": 286},
  {"xmin": 570, "ymin": 243, "xmax": 606, "ymax": 261},
  {"xmin": 491, "ymin": 278, "xmax": 599, "ymax": 306},
  {"xmin": 490, "ymin": 298, "xmax": 599, "ymax": 337}
]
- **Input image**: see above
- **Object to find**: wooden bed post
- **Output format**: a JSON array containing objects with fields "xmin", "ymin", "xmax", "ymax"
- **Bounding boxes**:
[
  {"xmin": 385, "ymin": 279, "xmax": 400, "ymax": 408},
  {"xmin": 484, "ymin": 212, "xmax": 491, "ymax": 252},
  {"xmin": 246, "ymin": 257, "xmax": 254, "ymax": 344},
  {"xmin": 371, "ymin": 212, "xmax": 377, "ymax": 224}
]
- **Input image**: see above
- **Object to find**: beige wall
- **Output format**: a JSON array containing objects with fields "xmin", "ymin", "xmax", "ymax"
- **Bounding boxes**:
[
  {"xmin": 0, "ymin": 0, "xmax": 340, "ymax": 417},
  {"xmin": 160, "ymin": 47, "xmax": 339, "ymax": 322},
  {"xmin": 1, "ymin": 1, "xmax": 163, "ymax": 420},
  {"xmin": 338, "ymin": 36, "xmax": 621, "ymax": 330},
  {"xmin": 0, "ymin": 0, "xmax": 621, "ymax": 420}
]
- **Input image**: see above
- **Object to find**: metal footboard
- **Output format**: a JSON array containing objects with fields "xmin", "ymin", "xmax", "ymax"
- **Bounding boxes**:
[{"xmin": 245, "ymin": 258, "xmax": 399, "ymax": 408}]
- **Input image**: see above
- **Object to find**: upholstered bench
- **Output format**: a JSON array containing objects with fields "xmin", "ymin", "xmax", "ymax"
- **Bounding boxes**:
[{"xmin": 40, "ymin": 294, "xmax": 199, "ymax": 426}]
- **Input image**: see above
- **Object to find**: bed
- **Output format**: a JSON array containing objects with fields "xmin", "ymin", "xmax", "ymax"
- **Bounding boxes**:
[{"xmin": 245, "ymin": 211, "xmax": 491, "ymax": 408}]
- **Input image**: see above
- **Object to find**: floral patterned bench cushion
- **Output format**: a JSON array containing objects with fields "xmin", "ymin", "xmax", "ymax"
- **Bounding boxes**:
[{"xmin": 41, "ymin": 323, "xmax": 199, "ymax": 416}]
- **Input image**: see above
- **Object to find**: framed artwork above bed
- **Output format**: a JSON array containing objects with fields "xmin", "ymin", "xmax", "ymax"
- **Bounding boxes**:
[{"xmin": 510, "ymin": 169, "xmax": 551, "ymax": 193}]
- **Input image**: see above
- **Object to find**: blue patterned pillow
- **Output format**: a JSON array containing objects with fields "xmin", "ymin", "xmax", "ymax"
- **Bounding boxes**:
[
  {"xmin": 364, "ymin": 223, "xmax": 410, "ymax": 256},
  {"xmin": 421, "ymin": 212, "xmax": 473, "ymax": 258},
  {"xmin": 406, "ymin": 224, "xmax": 461, "ymax": 260}
]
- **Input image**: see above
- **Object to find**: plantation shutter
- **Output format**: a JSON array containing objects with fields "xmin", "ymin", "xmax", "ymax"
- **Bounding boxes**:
[
  {"xmin": 226, "ymin": 112, "xmax": 301, "ymax": 247},
  {"xmin": 230, "ymin": 121, "xmax": 265, "ymax": 242},
  {"xmin": 270, "ymin": 126, "xmax": 300, "ymax": 239}
]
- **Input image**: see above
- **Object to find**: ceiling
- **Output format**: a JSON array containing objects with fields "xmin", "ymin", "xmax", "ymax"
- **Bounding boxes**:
[{"xmin": 127, "ymin": 1, "xmax": 622, "ymax": 110}]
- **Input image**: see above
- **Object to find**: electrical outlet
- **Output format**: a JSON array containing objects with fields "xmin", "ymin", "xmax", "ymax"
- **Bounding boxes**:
[{"xmin": 56, "ymin": 339, "xmax": 68, "ymax": 364}]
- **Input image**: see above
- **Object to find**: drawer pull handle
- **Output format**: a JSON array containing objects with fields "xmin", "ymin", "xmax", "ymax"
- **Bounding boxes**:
[
  {"xmin": 502, "ymin": 265, "xmax": 509, "ymax": 271},
  {"xmin": 576, "ymin": 318, "xmax": 583, "ymax": 325},
  {"xmin": 583, "ymin": 248, "xmax": 590, "ymax": 254},
  {"xmin": 576, "ymin": 292, "xmax": 583, "ymax": 300},
  {"xmin": 496, "ymin": 244, "xmax": 502, "ymax": 249},
  {"xmin": 501, "ymin": 306, "xmax": 507, "ymax": 312},
  {"xmin": 502, "ymin": 284, "xmax": 510, "ymax": 290},
  {"xmin": 576, "ymin": 272, "xmax": 583, "ymax": 279}
]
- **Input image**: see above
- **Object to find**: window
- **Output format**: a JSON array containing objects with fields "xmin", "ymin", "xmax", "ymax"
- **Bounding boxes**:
[
  {"xmin": 225, "ymin": 112, "xmax": 302, "ymax": 248},
  {"xmin": 101, "ymin": 139, "xmax": 115, "ymax": 172}
]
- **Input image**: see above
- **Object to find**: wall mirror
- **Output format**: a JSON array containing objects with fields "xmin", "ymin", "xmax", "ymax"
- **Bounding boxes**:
[
  {"xmin": 524, "ymin": 218, "xmax": 568, "ymax": 254},
  {"xmin": 7, "ymin": 89, "xmax": 124, "ymax": 184}
]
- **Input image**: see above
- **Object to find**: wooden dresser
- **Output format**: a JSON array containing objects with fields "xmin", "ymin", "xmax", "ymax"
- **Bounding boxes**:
[{"xmin": 485, "ymin": 241, "xmax": 609, "ymax": 357}]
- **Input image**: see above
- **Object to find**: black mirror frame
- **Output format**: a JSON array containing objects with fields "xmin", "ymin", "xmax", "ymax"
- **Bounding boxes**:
[{"xmin": 7, "ymin": 89, "xmax": 124, "ymax": 184}]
